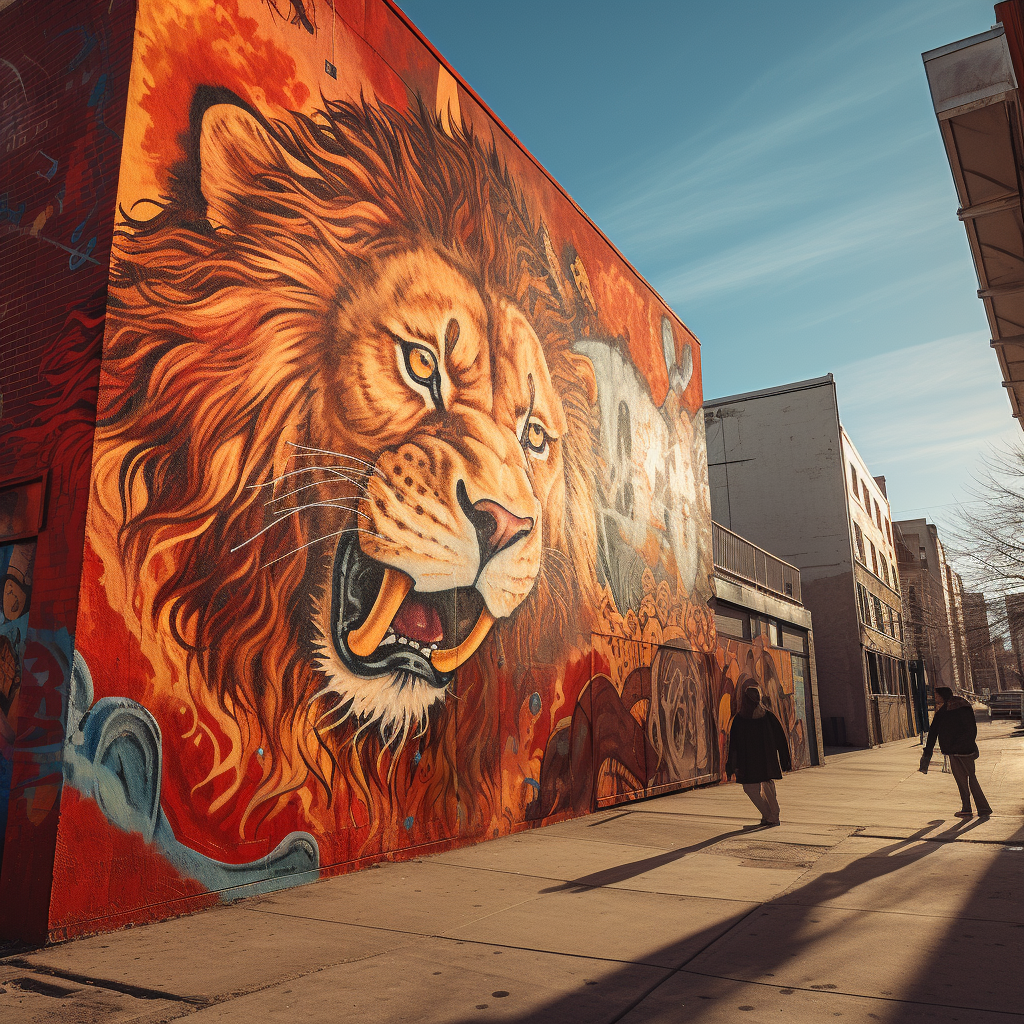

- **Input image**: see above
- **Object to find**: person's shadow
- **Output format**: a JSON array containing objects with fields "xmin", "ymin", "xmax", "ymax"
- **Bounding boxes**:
[{"xmin": 538, "ymin": 822, "xmax": 761, "ymax": 893}]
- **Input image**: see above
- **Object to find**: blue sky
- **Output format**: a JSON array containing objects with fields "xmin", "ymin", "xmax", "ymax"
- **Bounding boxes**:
[{"xmin": 400, "ymin": 0, "xmax": 1020, "ymax": 534}]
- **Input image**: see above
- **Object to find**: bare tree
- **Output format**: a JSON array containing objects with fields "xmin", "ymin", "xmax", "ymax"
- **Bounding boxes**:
[{"xmin": 949, "ymin": 441, "xmax": 1024, "ymax": 688}]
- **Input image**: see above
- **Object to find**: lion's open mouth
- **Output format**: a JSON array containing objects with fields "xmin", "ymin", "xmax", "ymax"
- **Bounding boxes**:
[{"xmin": 330, "ymin": 533, "xmax": 494, "ymax": 687}]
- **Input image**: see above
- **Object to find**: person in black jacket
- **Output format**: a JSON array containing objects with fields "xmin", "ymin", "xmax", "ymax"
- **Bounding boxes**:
[
  {"xmin": 726, "ymin": 684, "xmax": 793, "ymax": 827},
  {"xmin": 920, "ymin": 686, "xmax": 992, "ymax": 817}
]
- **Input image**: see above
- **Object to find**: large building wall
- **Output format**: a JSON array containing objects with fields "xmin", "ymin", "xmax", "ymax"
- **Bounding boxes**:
[
  {"xmin": 37, "ymin": 0, "xmax": 722, "ymax": 940},
  {"xmin": 0, "ymin": 0, "xmax": 135, "ymax": 942},
  {"xmin": 705, "ymin": 379, "xmax": 850, "ymax": 581},
  {"xmin": 705, "ymin": 378, "xmax": 877, "ymax": 744}
]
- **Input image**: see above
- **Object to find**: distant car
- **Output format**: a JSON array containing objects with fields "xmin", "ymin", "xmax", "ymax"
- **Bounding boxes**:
[{"xmin": 988, "ymin": 690, "xmax": 1024, "ymax": 719}]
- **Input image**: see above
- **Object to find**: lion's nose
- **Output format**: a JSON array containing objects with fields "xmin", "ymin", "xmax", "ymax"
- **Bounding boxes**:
[{"xmin": 456, "ymin": 481, "xmax": 534, "ymax": 567}]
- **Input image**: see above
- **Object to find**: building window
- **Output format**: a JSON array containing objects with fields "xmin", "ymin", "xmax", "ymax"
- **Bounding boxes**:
[
  {"xmin": 870, "ymin": 541, "xmax": 878, "ymax": 575},
  {"xmin": 850, "ymin": 465, "xmax": 859, "ymax": 499},
  {"xmin": 879, "ymin": 557, "xmax": 889, "ymax": 587},
  {"xmin": 715, "ymin": 608, "xmax": 748, "ymax": 639},
  {"xmin": 857, "ymin": 583, "xmax": 870, "ymax": 625},
  {"xmin": 872, "ymin": 594, "xmax": 884, "ymax": 630},
  {"xmin": 874, "ymin": 499, "xmax": 882, "ymax": 530},
  {"xmin": 897, "ymin": 612, "xmax": 904, "ymax": 643},
  {"xmin": 862, "ymin": 481, "xmax": 871, "ymax": 508},
  {"xmin": 854, "ymin": 522, "xmax": 865, "ymax": 562},
  {"xmin": 885, "ymin": 519, "xmax": 892, "ymax": 544},
  {"xmin": 780, "ymin": 628, "xmax": 807, "ymax": 654}
]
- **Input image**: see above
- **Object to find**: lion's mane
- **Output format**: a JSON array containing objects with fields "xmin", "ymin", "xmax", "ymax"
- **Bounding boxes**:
[{"xmin": 91, "ymin": 92, "xmax": 601, "ymax": 845}]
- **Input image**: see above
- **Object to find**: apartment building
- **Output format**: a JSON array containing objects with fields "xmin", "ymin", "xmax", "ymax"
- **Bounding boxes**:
[
  {"xmin": 704, "ymin": 375, "xmax": 911, "ymax": 747},
  {"xmin": 894, "ymin": 519, "xmax": 973, "ymax": 696},
  {"xmin": 962, "ymin": 592, "xmax": 1001, "ymax": 695}
]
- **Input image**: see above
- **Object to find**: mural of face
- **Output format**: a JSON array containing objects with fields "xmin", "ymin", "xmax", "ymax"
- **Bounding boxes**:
[
  {"xmin": 88, "ymin": 88, "xmax": 602, "ymax": 827},
  {"xmin": 309, "ymin": 252, "xmax": 565, "ymax": 741},
  {"xmin": 2, "ymin": 579, "xmax": 27, "ymax": 622}
]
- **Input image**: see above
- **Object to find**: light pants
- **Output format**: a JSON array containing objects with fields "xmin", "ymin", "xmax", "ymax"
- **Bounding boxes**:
[
  {"xmin": 949, "ymin": 754, "xmax": 992, "ymax": 814},
  {"xmin": 742, "ymin": 779, "xmax": 780, "ymax": 824}
]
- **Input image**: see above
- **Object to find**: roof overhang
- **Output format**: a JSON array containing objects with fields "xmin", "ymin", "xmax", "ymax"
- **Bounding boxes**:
[{"xmin": 924, "ymin": 25, "xmax": 1024, "ymax": 428}]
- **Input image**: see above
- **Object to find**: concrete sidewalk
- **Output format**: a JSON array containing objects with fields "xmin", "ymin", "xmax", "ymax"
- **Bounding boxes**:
[{"xmin": 2, "ymin": 720, "xmax": 1022, "ymax": 1023}]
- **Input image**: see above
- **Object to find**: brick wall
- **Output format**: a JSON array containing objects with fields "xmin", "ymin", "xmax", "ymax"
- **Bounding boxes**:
[{"xmin": 0, "ymin": 0, "xmax": 135, "ymax": 942}]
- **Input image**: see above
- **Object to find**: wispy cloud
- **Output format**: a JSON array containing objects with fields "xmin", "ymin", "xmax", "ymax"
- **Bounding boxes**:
[
  {"xmin": 583, "ymin": 0, "xmax": 978, "ymax": 334},
  {"xmin": 592, "ymin": 0, "xmax": 953, "ymax": 255},
  {"xmin": 656, "ymin": 188, "xmax": 949, "ymax": 305},
  {"xmin": 834, "ymin": 333, "xmax": 1020, "ymax": 531}
]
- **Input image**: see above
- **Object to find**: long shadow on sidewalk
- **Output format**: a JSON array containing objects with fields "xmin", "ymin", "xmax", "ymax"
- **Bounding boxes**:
[
  {"xmin": 538, "ymin": 825, "xmax": 757, "ymax": 893},
  {"xmin": 433, "ymin": 817, "xmax": 1014, "ymax": 1024}
]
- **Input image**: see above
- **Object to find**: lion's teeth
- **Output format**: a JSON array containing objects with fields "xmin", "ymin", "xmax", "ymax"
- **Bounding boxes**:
[
  {"xmin": 409, "ymin": 639, "xmax": 421, "ymax": 650},
  {"xmin": 347, "ymin": 568, "xmax": 413, "ymax": 658},
  {"xmin": 398, "ymin": 636, "xmax": 408, "ymax": 644},
  {"xmin": 379, "ymin": 634, "xmax": 397, "ymax": 646}
]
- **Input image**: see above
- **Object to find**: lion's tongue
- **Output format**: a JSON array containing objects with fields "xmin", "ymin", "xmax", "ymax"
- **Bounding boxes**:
[{"xmin": 392, "ymin": 596, "xmax": 443, "ymax": 644}]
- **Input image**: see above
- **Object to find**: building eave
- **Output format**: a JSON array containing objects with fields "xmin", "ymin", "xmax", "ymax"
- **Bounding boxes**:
[{"xmin": 923, "ymin": 22, "xmax": 1024, "ymax": 431}]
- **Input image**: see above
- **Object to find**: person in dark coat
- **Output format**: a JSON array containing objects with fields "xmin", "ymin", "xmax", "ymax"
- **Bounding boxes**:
[
  {"xmin": 919, "ymin": 686, "xmax": 992, "ymax": 817},
  {"xmin": 726, "ymin": 684, "xmax": 793, "ymax": 827}
]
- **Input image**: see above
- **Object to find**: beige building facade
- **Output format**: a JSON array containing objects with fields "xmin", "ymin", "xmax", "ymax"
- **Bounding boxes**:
[{"xmin": 705, "ymin": 375, "xmax": 912, "ymax": 748}]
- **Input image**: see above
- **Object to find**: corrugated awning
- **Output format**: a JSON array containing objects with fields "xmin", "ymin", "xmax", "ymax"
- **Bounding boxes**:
[{"xmin": 924, "ymin": 26, "xmax": 1024, "ymax": 428}]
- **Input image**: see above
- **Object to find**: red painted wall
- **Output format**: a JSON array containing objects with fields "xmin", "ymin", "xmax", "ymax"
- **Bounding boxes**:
[
  {"xmin": 0, "ymin": 0, "xmax": 135, "ymax": 942},
  {"xmin": 11, "ymin": 0, "xmax": 725, "ymax": 942}
]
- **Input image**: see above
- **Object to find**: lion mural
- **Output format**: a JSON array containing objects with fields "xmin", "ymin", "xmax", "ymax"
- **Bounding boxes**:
[{"xmin": 88, "ymin": 89, "xmax": 602, "ymax": 843}]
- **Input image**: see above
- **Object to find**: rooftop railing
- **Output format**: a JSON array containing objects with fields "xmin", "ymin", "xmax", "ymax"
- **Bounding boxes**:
[{"xmin": 712, "ymin": 521, "xmax": 802, "ymax": 604}]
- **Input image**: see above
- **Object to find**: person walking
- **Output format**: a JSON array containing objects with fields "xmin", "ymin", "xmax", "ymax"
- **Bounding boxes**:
[
  {"xmin": 919, "ymin": 686, "xmax": 992, "ymax": 818},
  {"xmin": 726, "ymin": 683, "xmax": 793, "ymax": 827}
]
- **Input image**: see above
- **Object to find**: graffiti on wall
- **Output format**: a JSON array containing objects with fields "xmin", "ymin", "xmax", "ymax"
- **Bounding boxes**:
[
  {"xmin": 0, "ymin": 541, "xmax": 35, "ymax": 862},
  {"xmin": 0, "ymin": 9, "xmax": 124, "ymax": 273},
  {"xmin": 716, "ymin": 636, "xmax": 810, "ymax": 772},
  {"xmin": 0, "ymin": 0, "xmax": 136, "ymax": 939},
  {"xmin": 50, "ymin": 0, "xmax": 715, "ymax": 930}
]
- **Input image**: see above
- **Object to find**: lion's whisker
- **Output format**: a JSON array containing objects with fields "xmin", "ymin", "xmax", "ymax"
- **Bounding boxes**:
[
  {"xmin": 270, "ymin": 501, "xmax": 373, "ymax": 522},
  {"xmin": 230, "ymin": 502, "xmax": 368, "ymax": 553},
  {"xmin": 287, "ymin": 453, "xmax": 372, "ymax": 478},
  {"xmin": 250, "ymin": 465, "xmax": 367, "ymax": 490},
  {"xmin": 286, "ymin": 441, "xmax": 385, "ymax": 479},
  {"xmin": 266, "ymin": 477, "xmax": 366, "ymax": 505},
  {"xmin": 260, "ymin": 527, "xmax": 386, "ymax": 569}
]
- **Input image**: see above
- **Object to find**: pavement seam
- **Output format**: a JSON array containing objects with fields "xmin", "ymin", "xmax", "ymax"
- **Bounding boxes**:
[
  {"xmin": 771, "ymin": 897, "xmax": 1024, "ymax": 923},
  {"xmin": 675, "ymin": 968, "xmax": 1024, "ymax": 1017},
  {"xmin": 241, "ymin": 904, "xmax": 759, "ymax": 972},
  {"xmin": 2, "ymin": 958, "xmax": 209, "ymax": 1006},
  {"xmin": 853, "ymin": 831, "xmax": 1024, "ymax": 846},
  {"xmin": 602, "ymin": 902, "xmax": 767, "ymax": 1024},
  {"xmin": 421, "ymin": 858, "xmax": 765, "ymax": 903},
  {"xmin": 8, "ymin": 930, "xmax": 420, "ymax": 1010}
]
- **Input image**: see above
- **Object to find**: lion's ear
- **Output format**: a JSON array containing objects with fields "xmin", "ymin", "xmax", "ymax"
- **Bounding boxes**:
[
  {"xmin": 566, "ymin": 351, "xmax": 599, "ymax": 406},
  {"xmin": 199, "ymin": 103, "xmax": 318, "ymax": 231}
]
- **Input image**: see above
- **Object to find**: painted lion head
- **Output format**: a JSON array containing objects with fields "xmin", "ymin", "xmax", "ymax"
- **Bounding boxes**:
[{"xmin": 91, "ymin": 89, "xmax": 600, "ymax": 833}]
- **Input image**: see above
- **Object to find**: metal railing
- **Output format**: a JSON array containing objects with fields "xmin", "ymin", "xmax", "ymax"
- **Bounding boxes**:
[{"xmin": 712, "ymin": 521, "xmax": 802, "ymax": 603}]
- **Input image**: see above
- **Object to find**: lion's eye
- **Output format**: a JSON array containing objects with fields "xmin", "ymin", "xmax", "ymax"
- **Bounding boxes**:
[
  {"xmin": 404, "ymin": 344, "xmax": 437, "ymax": 384},
  {"xmin": 523, "ymin": 420, "xmax": 549, "ymax": 456},
  {"xmin": 398, "ymin": 340, "xmax": 445, "ymax": 412}
]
